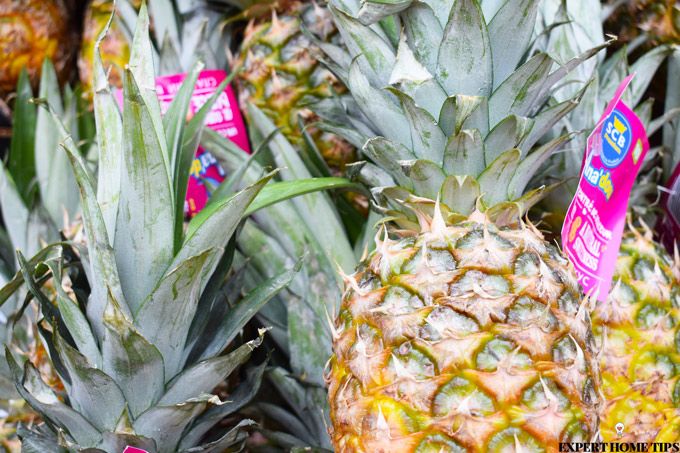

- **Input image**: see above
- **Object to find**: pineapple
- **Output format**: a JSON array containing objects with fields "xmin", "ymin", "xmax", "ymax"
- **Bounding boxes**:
[
  {"xmin": 535, "ymin": 4, "xmax": 680, "ymax": 443},
  {"xmin": 604, "ymin": 0, "xmax": 680, "ymax": 45},
  {"xmin": 592, "ymin": 223, "xmax": 680, "ymax": 442},
  {"xmin": 234, "ymin": 0, "xmax": 356, "ymax": 173},
  {"xmin": 0, "ymin": 0, "xmax": 77, "ymax": 101},
  {"xmin": 0, "ymin": 7, "xmax": 304, "ymax": 450},
  {"xmin": 312, "ymin": 0, "xmax": 608, "ymax": 450}
]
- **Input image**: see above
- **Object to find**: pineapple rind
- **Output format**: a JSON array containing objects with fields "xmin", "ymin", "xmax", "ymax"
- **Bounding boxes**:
[
  {"xmin": 593, "ymin": 227, "xmax": 680, "ymax": 443},
  {"xmin": 329, "ymin": 219, "xmax": 601, "ymax": 452},
  {"xmin": 0, "ymin": 0, "xmax": 75, "ymax": 99},
  {"xmin": 236, "ymin": 1, "xmax": 356, "ymax": 172}
]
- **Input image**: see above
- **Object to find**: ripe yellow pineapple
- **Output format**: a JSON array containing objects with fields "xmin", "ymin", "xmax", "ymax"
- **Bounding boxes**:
[
  {"xmin": 315, "ymin": 0, "xmax": 609, "ymax": 450},
  {"xmin": 0, "ymin": 0, "xmax": 77, "ymax": 100},
  {"xmin": 593, "ymin": 223, "xmax": 680, "ymax": 442},
  {"xmin": 235, "ymin": 0, "xmax": 356, "ymax": 173}
]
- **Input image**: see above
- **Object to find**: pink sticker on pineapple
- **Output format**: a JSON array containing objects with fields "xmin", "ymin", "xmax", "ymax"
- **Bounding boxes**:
[
  {"xmin": 562, "ymin": 75, "xmax": 650, "ymax": 301},
  {"xmin": 116, "ymin": 70, "xmax": 250, "ymax": 217},
  {"xmin": 156, "ymin": 70, "xmax": 251, "ymax": 217},
  {"xmin": 123, "ymin": 447, "xmax": 148, "ymax": 453}
]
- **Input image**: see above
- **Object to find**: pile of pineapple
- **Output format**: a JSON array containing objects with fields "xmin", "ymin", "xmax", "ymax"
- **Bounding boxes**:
[{"xmin": 0, "ymin": 0, "xmax": 677, "ymax": 452}]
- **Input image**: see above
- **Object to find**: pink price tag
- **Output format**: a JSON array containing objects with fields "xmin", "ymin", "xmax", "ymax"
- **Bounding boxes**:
[
  {"xmin": 562, "ymin": 75, "xmax": 650, "ymax": 301},
  {"xmin": 115, "ymin": 70, "xmax": 251, "ymax": 217},
  {"xmin": 123, "ymin": 447, "xmax": 148, "ymax": 453}
]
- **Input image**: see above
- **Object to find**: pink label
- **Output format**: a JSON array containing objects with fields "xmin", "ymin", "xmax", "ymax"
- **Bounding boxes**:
[
  {"xmin": 123, "ymin": 447, "xmax": 148, "ymax": 453},
  {"xmin": 116, "ymin": 70, "xmax": 250, "ymax": 217},
  {"xmin": 562, "ymin": 75, "xmax": 650, "ymax": 301}
]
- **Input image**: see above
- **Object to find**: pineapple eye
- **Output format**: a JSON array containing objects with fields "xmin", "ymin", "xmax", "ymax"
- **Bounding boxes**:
[
  {"xmin": 487, "ymin": 428, "xmax": 543, "ymax": 453},
  {"xmin": 515, "ymin": 252, "xmax": 539, "ymax": 275},
  {"xmin": 636, "ymin": 304, "xmax": 674, "ymax": 329},
  {"xmin": 632, "ymin": 351, "xmax": 677, "ymax": 381},
  {"xmin": 420, "ymin": 306, "xmax": 479, "ymax": 341},
  {"xmin": 387, "ymin": 343, "xmax": 437, "ymax": 380},
  {"xmin": 634, "ymin": 257, "xmax": 669, "ymax": 284},
  {"xmin": 522, "ymin": 378, "xmax": 569, "ymax": 411},
  {"xmin": 381, "ymin": 286, "xmax": 425, "ymax": 315},
  {"xmin": 552, "ymin": 336, "xmax": 581, "ymax": 367},
  {"xmin": 506, "ymin": 296, "xmax": 558, "ymax": 331},
  {"xmin": 476, "ymin": 338, "xmax": 532, "ymax": 371},
  {"xmin": 561, "ymin": 421, "xmax": 591, "ymax": 443},
  {"xmin": 450, "ymin": 271, "xmax": 510, "ymax": 298},
  {"xmin": 415, "ymin": 433, "xmax": 466, "ymax": 453},
  {"xmin": 557, "ymin": 291, "xmax": 581, "ymax": 316},
  {"xmin": 432, "ymin": 376, "xmax": 495, "ymax": 417},
  {"xmin": 455, "ymin": 229, "xmax": 507, "ymax": 250},
  {"xmin": 403, "ymin": 247, "xmax": 456, "ymax": 274},
  {"xmin": 609, "ymin": 281, "xmax": 637, "ymax": 306}
]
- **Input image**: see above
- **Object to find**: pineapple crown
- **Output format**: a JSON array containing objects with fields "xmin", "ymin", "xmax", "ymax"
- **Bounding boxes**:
[
  {"xmin": 312, "ymin": 0, "xmax": 608, "ymax": 226},
  {"xmin": 113, "ymin": 0, "xmax": 235, "ymax": 74}
]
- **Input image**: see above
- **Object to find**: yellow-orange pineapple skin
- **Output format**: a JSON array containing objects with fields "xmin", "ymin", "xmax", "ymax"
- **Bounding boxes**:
[
  {"xmin": 593, "ymin": 227, "xmax": 680, "ymax": 442},
  {"xmin": 235, "ymin": 1, "xmax": 355, "ymax": 173},
  {"xmin": 0, "ymin": 0, "xmax": 75, "ymax": 99},
  {"xmin": 329, "ymin": 217, "xmax": 602, "ymax": 452}
]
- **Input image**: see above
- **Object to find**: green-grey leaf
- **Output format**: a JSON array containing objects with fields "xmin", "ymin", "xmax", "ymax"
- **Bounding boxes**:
[
  {"xmin": 165, "ymin": 61, "xmax": 203, "ymax": 180},
  {"xmin": 330, "ymin": 6, "xmax": 396, "ymax": 88},
  {"xmin": 245, "ymin": 178, "xmax": 360, "ymax": 216},
  {"xmin": 135, "ymin": 250, "xmax": 213, "ymax": 380},
  {"xmin": 437, "ymin": 0, "xmax": 492, "ymax": 97},
  {"xmin": 56, "ymin": 334, "xmax": 126, "ymax": 433},
  {"xmin": 484, "ymin": 115, "xmax": 533, "ymax": 164},
  {"xmin": 93, "ymin": 14, "xmax": 124, "ymax": 243},
  {"xmin": 8, "ymin": 69, "xmax": 36, "ymax": 202},
  {"xmin": 347, "ymin": 59, "xmax": 411, "ymax": 147},
  {"xmin": 440, "ymin": 175, "xmax": 480, "ymax": 215},
  {"xmin": 478, "ymin": 148, "xmax": 521, "ymax": 206},
  {"xmin": 57, "ymin": 295, "xmax": 101, "ymax": 369},
  {"xmin": 392, "ymin": 90, "xmax": 446, "ymax": 163},
  {"xmin": 508, "ymin": 134, "xmax": 573, "ymax": 199},
  {"xmin": 35, "ymin": 60, "xmax": 79, "ymax": 230},
  {"xmin": 439, "ymin": 95, "xmax": 488, "ymax": 137},
  {"xmin": 128, "ymin": 2, "xmax": 169, "ymax": 165},
  {"xmin": 102, "ymin": 293, "xmax": 165, "ymax": 418},
  {"xmin": 182, "ymin": 175, "xmax": 272, "ymax": 264},
  {"xmin": 180, "ymin": 361, "xmax": 267, "ymax": 448},
  {"xmin": 357, "ymin": 0, "xmax": 412, "ymax": 24},
  {"xmin": 488, "ymin": 53, "xmax": 553, "ymax": 127},
  {"xmin": 443, "ymin": 129, "xmax": 484, "ymax": 177},
  {"xmin": 133, "ymin": 397, "xmax": 210, "ymax": 452},
  {"xmin": 116, "ymin": 70, "xmax": 175, "ymax": 311},
  {"xmin": 6, "ymin": 351, "xmax": 101, "ymax": 447},
  {"xmin": 407, "ymin": 159, "xmax": 446, "ymax": 200},
  {"xmin": 362, "ymin": 137, "xmax": 415, "ymax": 188},
  {"xmin": 403, "ymin": 2, "xmax": 444, "ymax": 74},
  {"xmin": 488, "ymin": 0, "xmax": 539, "ymax": 88},
  {"xmin": 197, "ymin": 262, "xmax": 299, "ymax": 360},
  {"xmin": 161, "ymin": 334, "xmax": 262, "ymax": 406}
]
